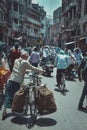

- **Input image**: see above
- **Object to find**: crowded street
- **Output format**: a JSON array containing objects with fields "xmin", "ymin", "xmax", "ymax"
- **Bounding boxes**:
[
  {"xmin": 0, "ymin": 0, "xmax": 87, "ymax": 130},
  {"xmin": 0, "ymin": 67, "xmax": 87, "ymax": 130}
]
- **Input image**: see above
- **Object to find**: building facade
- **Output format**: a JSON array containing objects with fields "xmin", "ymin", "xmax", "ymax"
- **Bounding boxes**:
[
  {"xmin": 0, "ymin": 0, "xmax": 46, "ymax": 48},
  {"xmin": 61, "ymin": 0, "xmax": 87, "ymax": 52},
  {"xmin": 0, "ymin": 0, "xmax": 8, "ymax": 44}
]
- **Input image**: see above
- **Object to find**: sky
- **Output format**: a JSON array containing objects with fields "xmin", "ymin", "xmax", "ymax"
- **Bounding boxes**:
[{"xmin": 32, "ymin": 0, "xmax": 62, "ymax": 17}]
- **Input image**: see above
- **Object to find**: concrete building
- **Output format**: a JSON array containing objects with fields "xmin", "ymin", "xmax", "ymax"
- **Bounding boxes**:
[
  {"xmin": 49, "ymin": 7, "xmax": 62, "ymax": 47},
  {"xmin": 45, "ymin": 16, "xmax": 53, "ymax": 45},
  {"xmin": 0, "ymin": 0, "xmax": 8, "ymax": 44},
  {"xmin": 5, "ymin": 0, "xmax": 46, "ymax": 47},
  {"xmin": 32, "ymin": 4, "xmax": 46, "ymax": 46},
  {"xmin": 53, "ymin": 7, "xmax": 62, "ymax": 24},
  {"xmin": 61, "ymin": 0, "xmax": 87, "ymax": 52}
]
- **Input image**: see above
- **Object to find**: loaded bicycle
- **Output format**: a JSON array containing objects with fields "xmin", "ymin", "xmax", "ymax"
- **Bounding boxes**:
[
  {"xmin": 12, "ymin": 71, "xmax": 43, "ymax": 127},
  {"xmin": 60, "ymin": 71, "xmax": 66, "ymax": 95},
  {"xmin": 56, "ymin": 70, "xmax": 67, "ymax": 95}
]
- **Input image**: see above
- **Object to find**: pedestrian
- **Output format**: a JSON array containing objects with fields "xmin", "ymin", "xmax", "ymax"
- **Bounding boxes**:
[
  {"xmin": 2, "ymin": 51, "xmax": 44, "ymax": 120},
  {"xmin": 7, "ymin": 43, "xmax": 21, "ymax": 72},
  {"xmin": 78, "ymin": 56, "xmax": 87, "ymax": 111},
  {"xmin": 74, "ymin": 47, "xmax": 83, "ymax": 67},
  {"xmin": 66, "ymin": 50, "xmax": 76, "ymax": 79},
  {"xmin": 0, "ymin": 50, "xmax": 6, "ymax": 69},
  {"xmin": 55, "ymin": 50, "xmax": 68, "ymax": 88},
  {"xmin": 28, "ymin": 46, "xmax": 40, "ymax": 67}
]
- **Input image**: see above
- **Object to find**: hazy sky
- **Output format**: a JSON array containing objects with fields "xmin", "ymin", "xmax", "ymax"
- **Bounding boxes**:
[{"xmin": 32, "ymin": 0, "xmax": 62, "ymax": 17}]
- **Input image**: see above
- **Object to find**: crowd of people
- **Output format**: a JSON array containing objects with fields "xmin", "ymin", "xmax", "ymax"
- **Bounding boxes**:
[{"xmin": 0, "ymin": 42, "xmax": 87, "ymax": 120}]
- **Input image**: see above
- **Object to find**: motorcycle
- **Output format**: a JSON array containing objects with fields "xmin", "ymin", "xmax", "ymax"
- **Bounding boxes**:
[
  {"xmin": 65, "ymin": 64, "xmax": 77, "ymax": 80},
  {"xmin": 40, "ymin": 57, "xmax": 54, "ymax": 76}
]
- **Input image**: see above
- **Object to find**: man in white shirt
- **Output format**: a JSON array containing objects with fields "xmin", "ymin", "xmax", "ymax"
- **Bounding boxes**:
[{"xmin": 2, "ymin": 51, "xmax": 43, "ymax": 120}]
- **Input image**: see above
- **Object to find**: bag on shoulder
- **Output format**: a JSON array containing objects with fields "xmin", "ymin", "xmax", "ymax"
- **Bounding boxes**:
[
  {"xmin": 12, "ymin": 85, "xmax": 27, "ymax": 113},
  {"xmin": 35, "ymin": 85, "xmax": 57, "ymax": 115}
]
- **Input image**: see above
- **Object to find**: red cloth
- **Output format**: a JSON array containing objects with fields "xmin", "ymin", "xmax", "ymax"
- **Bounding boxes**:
[{"xmin": 10, "ymin": 50, "xmax": 21, "ymax": 69}]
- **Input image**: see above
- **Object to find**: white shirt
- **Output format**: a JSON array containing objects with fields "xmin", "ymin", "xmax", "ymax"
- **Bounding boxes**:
[
  {"xmin": 29, "ymin": 51, "xmax": 40, "ymax": 64},
  {"xmin": 9, "ymin": 58, "xmax": 42, "ymax": 83}
]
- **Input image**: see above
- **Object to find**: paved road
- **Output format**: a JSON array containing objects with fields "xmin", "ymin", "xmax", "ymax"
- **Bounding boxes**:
[{"xmin": 0, "ymin": 68, "xmax": 87, "ymax": 130}]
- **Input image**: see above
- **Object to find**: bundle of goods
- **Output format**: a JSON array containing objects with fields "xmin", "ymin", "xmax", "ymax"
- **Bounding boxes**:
[{"xmin": 0, "ymin": 68, "xmax": 11, "ymax": 90}]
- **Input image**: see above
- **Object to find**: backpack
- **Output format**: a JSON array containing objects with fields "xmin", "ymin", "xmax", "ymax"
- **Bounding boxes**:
[{"xmin": 81, "ymin": 57, "xmax": 87, "ymax": 82}]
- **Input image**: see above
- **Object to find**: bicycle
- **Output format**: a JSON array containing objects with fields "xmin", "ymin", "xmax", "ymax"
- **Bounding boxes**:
[
  {"xmin": 12, "ymin": 72, "xmax": 43, "ymax": 127},
  {"xmin": 59, "ymin": 71, "xmax": 66, "ymax": 95}
]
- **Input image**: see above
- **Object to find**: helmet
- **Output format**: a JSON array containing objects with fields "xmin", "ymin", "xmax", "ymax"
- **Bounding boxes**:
[{"xmin": 60, "ymin": 50, "xmax": 65, "ymax": 55}]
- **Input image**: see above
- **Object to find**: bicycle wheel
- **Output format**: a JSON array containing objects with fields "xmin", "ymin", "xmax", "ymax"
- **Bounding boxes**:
[
  {"xmin": 61, "ymin": 82, "xmax": 66, "ymax": 95},
  {"xmin": 29, "ymin": 90, "xmax": 37, "ymax": 123}
]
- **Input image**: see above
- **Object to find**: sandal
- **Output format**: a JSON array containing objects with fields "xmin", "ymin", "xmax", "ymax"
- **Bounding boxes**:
[{"xmin": 2, "ymin": 111, "xmax": 7, "ymax": 120}]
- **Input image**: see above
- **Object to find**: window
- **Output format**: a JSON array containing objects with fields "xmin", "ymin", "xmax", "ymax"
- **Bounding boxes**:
[
  {"xmin": 28, "ymin": 0, "xmax": 31, "ymax": 5},
  {"xmin": 19, "ymin": 4, "xmax": 23, "ymax": 14},
  {"xmin": 14, "ymin": 18, "xmax": 18, "ymax": 24},
  {"xmin": 83, "ymin": 22, "xmax": 87, "ymax": 33},
  {"xmin": 14, "ymin": 2, "xmax": 18, "ymax": 12},
  {"xmin": 84, "ymin": 0, "xmax": 87, "ymax": 14},
  {"xmin": 8, "ymin": 2, "xmax": 11, "ymax": 10}
]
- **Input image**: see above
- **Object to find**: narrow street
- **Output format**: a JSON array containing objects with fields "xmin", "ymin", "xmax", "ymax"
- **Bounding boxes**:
[{"xmin": 0, "ymin": 68, "xmax": 87, "ymax": 130}]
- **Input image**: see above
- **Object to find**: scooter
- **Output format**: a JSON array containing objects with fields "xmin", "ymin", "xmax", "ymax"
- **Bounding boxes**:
[
  {"xmin": 65, "ymin": 65, "xmax": 77, "ymax": 80},
  {"xmin": 40, "ymin": 58, "xmax": 54, "ymax": 76}
]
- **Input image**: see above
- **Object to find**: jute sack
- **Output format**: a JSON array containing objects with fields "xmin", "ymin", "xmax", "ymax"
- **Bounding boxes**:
[
  {"xmin": 12, "ymin": 85, "xmax": 27, "ymax": 113},
  {"xmin": 36, "ymin": 85, "xmax": 57, "ymax": 115}
]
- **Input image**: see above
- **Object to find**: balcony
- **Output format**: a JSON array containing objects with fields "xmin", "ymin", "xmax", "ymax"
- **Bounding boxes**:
[
  {"xmin": 0, "ymin": 1, "xmax": 7, "ymax": 12},
  {"xmin": 9, "ymin": 11, "xmax": 20, "ymax": 19},
  {"xmin": 62, "ymin": 1, "xmax": 77, "ymax": 15},
  {"xmin": 66, "ymin": 17, "xmax": 78, "ymax": 29},
  {"xmin": 26, "ymin": 17, "xmax": 41, "ymax": 26}
]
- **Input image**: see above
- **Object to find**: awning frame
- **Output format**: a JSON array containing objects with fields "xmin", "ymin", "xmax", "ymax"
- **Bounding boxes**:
[{"xmin": 65, "ymin": 41, "xmax": 76, "ymax": 45}]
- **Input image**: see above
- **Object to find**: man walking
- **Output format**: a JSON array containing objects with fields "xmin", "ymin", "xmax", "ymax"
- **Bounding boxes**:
[{"xmin": 78, "ymin": 56, "xmax": 87, "ymax": 111}]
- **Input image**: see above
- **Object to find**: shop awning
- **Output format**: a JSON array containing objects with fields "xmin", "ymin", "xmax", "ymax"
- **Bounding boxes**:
[
  {"xmin": 65, "ymin": 41, "xmax": 76, "ymax": 45},
  {"xmin": 11, "ymin": 36, "xmax": 22, "ymax": 41},
  {"xmin": 64, "ymin": 28, "xmax": 75, "ymax": 32},
  {"xmin": 80, "ymin": 37, "xmax": 86, "ymax": 40}
]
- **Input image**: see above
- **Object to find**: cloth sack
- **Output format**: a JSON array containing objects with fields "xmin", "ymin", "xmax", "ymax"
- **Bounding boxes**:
[
  {"xmin": 12, "ymin": 85, "xmax": 27, "ymax": 113},
  {"xmin": 35, "ymin": 85, "xmax": 57, "ymax": 115}
]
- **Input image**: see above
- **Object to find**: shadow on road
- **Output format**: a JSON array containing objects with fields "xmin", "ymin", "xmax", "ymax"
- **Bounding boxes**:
[
  {"xmin": 10, "ymin": 116, "xmax": 57, "ymax": 128},
  {"xmin": 42, "ymin": 74, "xmax": 54, "ymax": 78},
  {"xmin": 66, "ymin": 78, "xmax": 77, "ymax": 82},
  {"xmin": 11, "ymin": 116, "xmax": 29, "ymax": 125},
  {"xmin": 54, "ymin": 88, "xmax": 69, "ymax": 96},
  {"xmin": 36, "ymin": 117, "xmax": 57, "ymax": 127}
]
